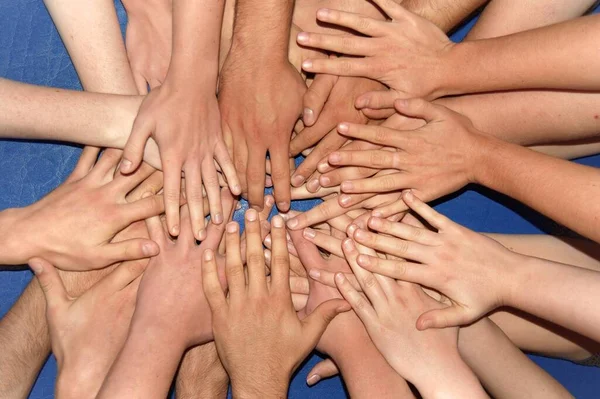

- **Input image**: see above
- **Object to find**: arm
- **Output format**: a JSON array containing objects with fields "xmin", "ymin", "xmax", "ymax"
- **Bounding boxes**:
[
  {"xmin": 175, "ymin": 343, "xmax": 229, "ymax": 399},
  {"xmin": 403, "ymin": 0, "xmax": 486, "ymax": 32},
  {"xmin": 0, "ymin": 281, "xmax": 50, "ymax": 399}
]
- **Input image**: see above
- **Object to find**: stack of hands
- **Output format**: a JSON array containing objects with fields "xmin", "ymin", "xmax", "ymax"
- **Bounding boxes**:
[{"xmin": 2, "ymin": 0, "xmax": 600, "ymax": 397}]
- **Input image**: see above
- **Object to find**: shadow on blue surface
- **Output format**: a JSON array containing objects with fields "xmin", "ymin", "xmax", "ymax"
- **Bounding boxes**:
[{"xmin": 0, "ymin": 1, "xmax": 598, "ymax": 398}]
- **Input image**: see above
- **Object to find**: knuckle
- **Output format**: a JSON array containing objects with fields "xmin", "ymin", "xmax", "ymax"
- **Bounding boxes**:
[
  {"xmin": 379, "ymin": 176, "xmax": 398, "ymax": 191},
  {"xmin": 272, "ymin": 255, "xmax": 289, "ymax": 266},
  {"xmin": 356, "ymin": 16, "xmax": 372, "ymax": 32},
  {"xmin": 341, "ymin": 36, "xmax": 355, "ymax": 52},
  {"xmin": 370, "ymin": 152, "xmax": 388, "ymax": 168},
  {"xmin": 226, "ymin": 264, "xmax": 244, "ymax": 277},
  {"xmin": 164, "ymin": 189, "xmax": 180, "ymax": 203},
  {"xmin": 391, "ymin": 152, "xmax": 402, "ymax": 169},
  {"xmin": 339, "ymin": 60, "xmax": 354, "ymax": 75},
  {"xmin": 361, "ymin": 275, "xmax": 377, "ymax": 289},
  {"xmin": 247, "ymin": 170, "xmax": 264, "ymax": 184},
  {"xmin": 374, "ymin": 127, "xmax": 389, "ymax": 143},
  {"xmin": 248, "ymin": 253, "xmax": 265, "ymax": 266}
]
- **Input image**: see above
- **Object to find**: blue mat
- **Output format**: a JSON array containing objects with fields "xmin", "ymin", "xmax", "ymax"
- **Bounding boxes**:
[{"xmin": 0, "ymin": 1, "xmax": 598, "ymax": 397}]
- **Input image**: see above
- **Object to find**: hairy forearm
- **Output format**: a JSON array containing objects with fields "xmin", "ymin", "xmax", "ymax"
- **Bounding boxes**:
[
  {"xmin": 0, "ymin": 281, "xmax": 51, "ymax": 399},
  {"xmin": 437, "ymin": 90, "xmax": 600, "ymax": 146},
  {"xmin": 404, "ymin": 0, "xmax": 486, "ymax": 32},
  {"xmin": 508, "ymin": 257, "xmax": 600, "ymax": 343},
  {"xmin": 475, "ymin": 136, "xmax": 600, "ymax": 243},
  {"xmin": 175, "ymin": 344, "xmax": 229, "ymax": 399},
  {"xmin": 444, "ymin": 14, "xmax": 600, "ymax": 96},
  {"xmin": 459, "ymin": 317, "xmax": 571, "ymax": 399}
]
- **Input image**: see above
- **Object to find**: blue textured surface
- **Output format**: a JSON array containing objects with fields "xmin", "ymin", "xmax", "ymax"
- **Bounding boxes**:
[{"xmin": 0, "ymin": 1, "xmax": 598, "ymax": 397}]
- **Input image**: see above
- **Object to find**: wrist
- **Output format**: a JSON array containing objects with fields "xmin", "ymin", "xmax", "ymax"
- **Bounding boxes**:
[
  {"xmin": 503, "ymin": 253, "xmax": 538, "ymax": 310},
  {"xmin": 437, "ymin": 41, "xmax": 477, "ymax": 98},
  {"xmin": 231, "ymin": 372, "xmax": 289, "ymax": 399},
  {"xmin": 414, "ymin": 352, "xmax": 483, "ymax": 399},
  {"xmin": 468, "ymin": 131, "xmax": 505, "ymax": 186},
  {"xmin": 0, "ymin": 207, "xmax": 33, "ymax": 265}
]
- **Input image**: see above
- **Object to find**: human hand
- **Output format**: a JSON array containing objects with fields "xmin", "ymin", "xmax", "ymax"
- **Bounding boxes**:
[
  {"xmin": 5, "ymin": 149, "xmax": 164, "ymax": 270},
  {"xmin": 203, "ymin": 212, "xmax": 349, "ymax": 396},
  {"xmin": 219, "ymin": 48, "xmax": 305, "ymax": 211},
  {"xmin": 353, "ymin": 190, "xmax": 524, "ymax": 330},
  {"xmin": 121, "ymin": 0, "xmax": 172, "ymax": 92},
  {"xmin": 30, "ymin": 257, "xmax": 145, "ymax": 398},
  {"xmin": 176, "ymin": 342, "xmax": 229, "ymax": 399},
  {"xmin": 335, "ymin": 238, "xmax": 486, "ymax": 397},
  {"xmin": 298, "ymin": 1, "xmax": 455, "ymax": 106}
]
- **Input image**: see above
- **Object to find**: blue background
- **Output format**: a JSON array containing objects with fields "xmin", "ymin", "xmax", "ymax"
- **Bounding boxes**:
[{"xmin": 0, "ymin": 1, "xmax": 598, "ymax": 397}]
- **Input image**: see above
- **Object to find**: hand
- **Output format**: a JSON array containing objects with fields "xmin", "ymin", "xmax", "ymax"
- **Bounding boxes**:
[
  {"xmin": 133, "ymin": 190, "xmax": 235, "ymax": 349},
  {"xmin": 30, "ymin": 257, "xmax": 145, "ymax": 398},
  {"xmin": 176, "ymin": 342, "xmax": 229, "ymax": 399},
  {"xmin": 219, "ymin": 49, "xmax": 306, "ymax": 211},
  {"xmin": 121, "ymin": 0, "xmax": 173, "ymax": 92},
  {"xmin": 335, "ymin": 238, "xmax": 486, "ymax": 398},
  {"xmin": 332, "ymin": 99, "xmax": 488, "ymax": 205},
  {"xmin": 122, "ymin": 82, "xmax": 240, "ymax": 240},
  {"xmin": 5, "ymin": 149, "xmax": 163, "ymax": 270},
  {"xmin": 352, "ymin": 190, "xmax": 524, "ymax": 330},
  {"xmin": 202, "ymin": 212, "xmax": 349, "ymax": 396},
  {"xmin": 298, "ymin": 1, "xmax": 454, "ymax": 106}
]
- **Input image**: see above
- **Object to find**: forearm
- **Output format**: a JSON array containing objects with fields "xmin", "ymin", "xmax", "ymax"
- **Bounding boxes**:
[
  {"xmin": 175, "ymin": 344, "xmax": 229, "ymax": 399},
  {"xmin": 459, "ymin": 317, "xmax": 571, "ymax": 399},
  {"xmin": 437, "ymin": 90, "xmax": 600, "ymax": 146},
  {"xmin": 98, "ymin": 321, "xmax": 186, "ymax": 398},
  {"xmin": 475, "ymin": 136, "xmax": 600, "ymax": 243},
  {"xmin": 0, "ymin": 281, "xmax": 51, "ymax": 399},
  {"xmin": 404, "ymin": 0, "xmax": 486, "ymax": 32},
  {"xmin": 444, "ymin": 14, "xmax": 600, "ymax": 96},
  {"xmin": 507, "ymin": 257, "xmax": 600, "ymax": 343}
]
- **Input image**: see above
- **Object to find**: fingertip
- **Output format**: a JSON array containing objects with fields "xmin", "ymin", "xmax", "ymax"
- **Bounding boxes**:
[
  {"xmin": 203, "ymin": 248, "xmax": 214, "ymax": 261},
  {"xmin": 303, "ymin": 108, "xmax": 315, "ymax": 126},
  {"xmin": 28, "ymin": 258, "xmax": 45, "ymax": 275},
  {"xmin": 142, "ymin": 241, "xmax": 159, "ymax": 257}
]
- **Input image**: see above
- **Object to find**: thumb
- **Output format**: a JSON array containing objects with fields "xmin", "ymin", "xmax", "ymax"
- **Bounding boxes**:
[
  {"xmin": 29, "ymin": 258, "xmax": 69, "ymax": 311},
  {"xmin": 393, "ymin": 98, "xmax": 443, "ymax": 123},
  {"xmin": 306, "ymin": 358, "xmax": 339, "ymax": 386},
  {"xmin": 355, "ymin": 90, "xmax": 401, "ymax": 110},
  {"xmin": 121, "ymin": 112, "xmax": 153, "ymax": 174},
  {"xmin": 302, "ymin": 298, "xmax": 351, "ymax": 343},
  {"xmin": 416, "ymin": 306, "xmax": 471, "ymax": 330}
]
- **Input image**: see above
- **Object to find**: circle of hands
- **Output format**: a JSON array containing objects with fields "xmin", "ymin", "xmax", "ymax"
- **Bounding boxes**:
[{"xmin": 12, "ymin": 0, "xmax": 578, "ymax": 397}]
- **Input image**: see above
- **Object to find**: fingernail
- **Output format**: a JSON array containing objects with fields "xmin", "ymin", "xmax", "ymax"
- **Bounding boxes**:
[
  {"xmin": 337, "ymin": 123, "xmax": 349, "ymax": 133},
  {"xmin": 204, "ymin": 249, "xmax": 213, "ymax": 261},
  {"xmin": 265, "ymin": 250, "xmax": 271, "ymax": 262},
  {"xmin": 355, "ymin": 98, "xmax": 368, "ymax": 108},
  {"xmin": 316, "ymin": 8, "xmax": 330, "ymax": 19},
  {"xmin": 29, "ymin": 261, "xmax": 43, "ymax": 275},
  {"xmin": 354, "ymin": 229, "xmax": 368, "ymax": 241},
  {"xmin": 303, "ymin": 228, "xmax": 316, "ymax": 239},
  {"xmin": 246, "ymin": 209, "xmax": 258, "ymax": 221},
  {"xmin": 141, "ymin": 191, "xmax": 153, "ymax": 199},
  {"xmin": 277, "ymin": 201, "xmax": 290, "ymax": 211},
  {"xmin": 395, "ymin": 99, "xmax": 408, "ymax": 108},
  {"xmin": 227, "ymin": 222, "xmax": 238, "ymax": 233},
  {"xmin": 265, "ymin": 235, "xmax": 272, "ymax": 246},
  {"xmin": 307, "ymin": 179, "xmax": 320, "ymax": 192},
  {"xmin": 347, "ymin": 224, "xmax": 357, "ymax": 237},
  {"xmin": 292, "ymin": 175, "xmax": 305, "ymax": 187},
  {"xmin": 339, "ymin": 194, "xmax": 352, "ymax": 206},
  {"xmin": 371, "ymin": 209, "xmax": 383, "ymax": 218},
  {"xmin": 341, "ymin": 181, "xmax": 354, "ymax": 192},
  {"xmin": 233, "ymin": 184, "xmax": 242, "ymax": 195},
  {"xmin": 287, "ymin": 241, "xmax": 295, "ymax": 252},
  {"xmin": 302, "ymin": 60, "xmax": 313, "ymax": 69},
  {"xmin": 272, "ymin": 215, "xmax": 284, "ymax": 228},
  {"xmin": 171, "ymin": 225, "xmax": 179, "ymax": 236},
  {"xmin": 357, "ymin": 254, "xmax": 370, "ymax": 266},
  {"xmin": 235, "ymin": 202, "xmax": 243, "ymax": 210},
  {"xmin": 404, "ymin": 190, "xmax": 414, "ymax": 201},
  {"xmin": 120, "ymin": 159, "xmax": 132, "ymax": 172},
  {"xmin": 420, "ymin": 319, "xmax": 432, "ymax": 330},
  {"xmin": 309, "ymin": 269, "xmax": 321, "ymax": 279},
  {"xmin": 342, "ymin": 238, "xmax": 354, "ymax": 251},
  {"xmin": 369, "ymin": 217, "xmax": 381, "ymax": 228},
  {"xmin": 265, "ymin": 195, "xmax": 274, "ymax": 207},
  {"xmin": 143, "ymin": 243, "xmax": 158, "ymax": 256},
  {"xmin": 329, "ymin": 153, "xmax": 342, "ymax": 164},
  {"xmin": 307, "ymin": 374, "xmax": 321, "ymax": 386},
  {"xmin": 320, "ymin": 176, "xmax": 331, "ymax": 186},
  {"xmin": 287, "ymin": 218, "xmax": 299, "ymax": 229},
  {"xmin": 335, "ymin": 272, "xmax": 346, "ymax": 283},
  {"xmin": 198, "ymin": 229, "xmax": 207, "ymax": 240},
  {"xmin": 303, "ymin": 108, "xmax": 314, "ymax": 125},
  {"xmin": 317, "ymin": 161, "xmax": 330, "ymax": 172},
  {"xmin": 214, "ymin": 213, "xmax": 223, "ymax": 224},
  {"xmin": 297, "ymin": 32, "xmax": 309, "ymax": 43}
]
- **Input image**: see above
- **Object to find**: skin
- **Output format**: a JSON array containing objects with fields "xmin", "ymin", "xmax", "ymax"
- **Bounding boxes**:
[
  {"xmin": 202, "ymin": 212, "xmax": 349, "ymax": 398},
  {"xmin": 219, "ymin": 0, "xmax": 304, "ymax": 212},
  {"xmin": 175, "ymin": 343, "xmax": 229, "ymax": 399},
  {"xmin": 98, "ymin": 194, "xmax": 234, "ymax": 398},
  {"xmin": 121, "ymin": 0, "xmax": 240, "ymax": 241},
  {"xmin": 335, "ymin": 238, "xmax": 487, "ymax": 398}
]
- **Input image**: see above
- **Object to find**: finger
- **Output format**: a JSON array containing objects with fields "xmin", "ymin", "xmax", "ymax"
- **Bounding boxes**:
[
  {"xmin": 144, "ymin": 204, "xmax": 167, "ymax": 244},
  {"xmin": 67, "ymin": 146, "xmax": 100, "ymax": 182},
  {"xmin": 111, "ymin": 162, "xmax": 156, "ymax": 194},
  {"xmin": 329, "ymin": 149, "xmax": 399, "ymax": 170},
  {"xmin": 303, "ymin": 71, "xmax": 338, "ymax": 127},
  {"xmin": 259, "ymin": 195, "xmax": 275, "ymax": 223},
  {"xmin": 202, "ymin": 249, "xmax": 227, "ymax": 312},
  {"xmin": 29, "ymin": 258, "xmax": 68, "ymax": 311},
  {"xmin": 302, "ymin": 298, "xmax": 351, "ymax": 345},
  {"xmin": 293, "ymin": 130, "xmax": 347, "ymax": 184},
  {"xmin": 355, "ymin": 90, "xmax": 403, "ymax": 110},
  {"xmin": 356, "ymin": 255, "xmax": 433, "ymax": 284},
  {"xmin": 269, "ymin": 215, "xmax": 290, "ymax": 294},
  {"xmin": 286, "ymin": 194, "xmax": 372, "ymax": 230},
  {"xmin": 293, "ymin": 293, "xmax": 309, "ymax": 311},
  {"xmin": 402, "ymin": 190, "xmax": 449, "ymax": 230},
  {"xmin": 104, "ymin": 238, "xmax": 160, "ymax": 264},
  {"xmin": 178, "ymin": 204, "xmax": 196, "ymax": 244},
  {"xmin": 302, "ymin": 228, "xmax": 344, "ymax": 258},
  {"xmin": 315, "ymin": 8, "xmax": 387, "ymax": 37},
  {"xmin": 362, "ymin": 107, "xmax": 396, "ymax": 120},
  {"xmin": 320, "ymin": 165, "xmax": 378, "ymax": 188},
  {"xmin": 270, "ymin": 147, "xmax": 292, "ymax": 212},
  {"xmin": 302, "ymin": 57, "xmax": 372, "ymax": 78},
  {"xmin": 122, "ymin": 113, "xmax": 153, "ymax": 173},
  {"xmin": 309, "ymin": 268, "xmax": 361, "ymax": 291},
  {"xmin": 370, "ymin": 0, "xmax": 411, "ymax": 21},
  {"xmin": 91, "ymin": 149, "xmax": 123, "ymax": 179},
  {"xmin": 288, "ymin": 229, "xmax": 325, "ymax": 276},
  {"xmin": 372, "ymin": 199, "xmax": 409, "ymax": 219},
  {"xmin": 97, "ymin": 260, "xmax": 148, "ymax": 293},
  {"xmin": 394, "ymin": 98, "xmax": 446, "ymax": 123},
  {"xmin": 163, "ymin": 160, "xmax": 183, "ymax": 236},
  {"xmin": 297, "ymin": 32, "xmax": 374, "ymax": 56},
  {"xmin": 417, "ymin": 306, "xmax": 471, "ymax": 330},
  {"xmin": 368, "ymin": 216, "xmax": 439, "ymax": 245},
  {"xmin": 290, "ymin": 118, "xmax": 336, "ymax": 178},
  {"xmin": 334, "ymin": 272, "xmax": 376, "ymax": 322},
  {"xmin": 341, "ymin": 238, "xmax": 387, "ymax": 308},
  {"xmin": 337, "ymin": 122, "xmax": 405, "ymax": 148},
  {"xmin": 352, "ymin": 227, "xmax": 427, "ymax": 263},
  {"xmin": 289, "ymin": 276, "xmax": 310, "ymax": 295},
  {"xmin": 247, "ymin": 147, "xmax": 266, "ymax": 210},
  {"xmin": 340, "ymin": 172, "xmax": 404, "ymax": 194},
  {"xmin": 215, "ymin": 141, "xmax": 242, "ymax": 195},
  {"xmin": 133, "ymin": 72, "xmax": 149, "ymax": 95},
  {"xmin": 126, "ymin": 170, "xmax": 164, "ymax": 202},
  {"xmin": 307, "ymin": 358, "xmax": 339, "ymax": 386},
  {"xmin": 225, "ymin": 222, "xmax": 245, "ymax": 298},
  {"xmin": 245, "ymin": 209, "xmax": 267, "ymax": 293},
  {"xmin": 121, "ymin": 193, "xmax": 166, "ymax": 224},
  {"xmin": 290, "ymin": 183, "xmax": 338, "ymax": 200}
]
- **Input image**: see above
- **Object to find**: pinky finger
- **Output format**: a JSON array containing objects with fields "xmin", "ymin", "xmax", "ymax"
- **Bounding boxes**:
[{"xmin": 215, "ymin": 141, "xmax": 242, "ymax": 195}]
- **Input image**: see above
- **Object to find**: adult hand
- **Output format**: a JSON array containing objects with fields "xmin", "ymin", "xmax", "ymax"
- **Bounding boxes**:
[
  {"xmin": 121, "ymin": 81, "xmax": 240, "ymax": 240},
  {"xmin": 298, "ymin": 1, "xmax": 455, "ymax": 106},
  {"xmin": 30, "ymin": 257, "xmax": 145, "ymax": 398},
  {"xmin": 6, "ymin": 149, "xmax": 163, "ymax": 270},
  {"xmin": 203, "ymin": 212, "xmax": 349, "ymax": 396},
  {"xmin": 121, "ymin": 0, "xmax": 172, "ymax": 92},
  {"xmin": 219, "ymin": 48, "xmax": 305, "ymax": 212},
  {"xmin": 353, "ymin": 190, "xmax": 523, "ymax": 330}
]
